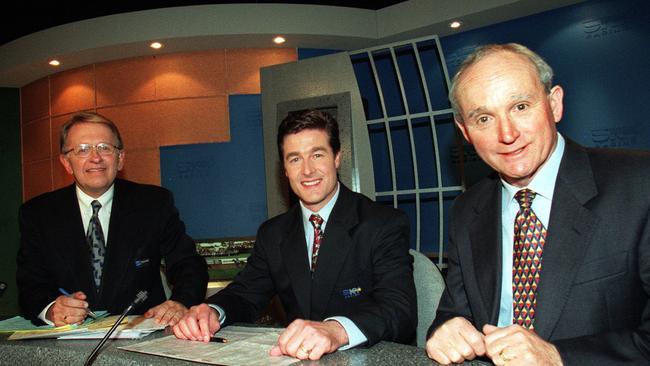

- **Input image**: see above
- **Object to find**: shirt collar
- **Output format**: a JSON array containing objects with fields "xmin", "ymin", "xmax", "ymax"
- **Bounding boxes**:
[
  {"xmin": 300, "ymin": 182, "xmax": 340, "ymax": 224},
  {"xmin": 76, "ymin": 184, "xmax": 115, "ymax": 211},
  {"xmin": 501, "ymin": 132, "xmax": 565, "ymax": 203}
]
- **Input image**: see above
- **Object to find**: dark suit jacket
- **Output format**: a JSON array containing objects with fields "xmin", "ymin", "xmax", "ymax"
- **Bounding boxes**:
[
  {"xmin": 17, "ymin": 179, "xmax": 208, "ymax": 322},
  {"xmin": 209, "ymin": 184, "xmax": 417, "ymax": 346},
  {"xmin": 429, "ymin": 139, "xmax": 650, "ymax": 365}
]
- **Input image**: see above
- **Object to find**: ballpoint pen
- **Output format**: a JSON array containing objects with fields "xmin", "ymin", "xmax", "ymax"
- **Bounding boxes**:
[
  {"xmin": 58, "ymin": 288, "xmax": 98, "ymax": 319},
  {"xmin": 210, "ymin": 336, "xmax": 228, "ymax": 343}
]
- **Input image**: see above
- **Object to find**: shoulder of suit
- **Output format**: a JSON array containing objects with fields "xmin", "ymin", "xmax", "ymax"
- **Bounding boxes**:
[
  {"xmin": 115, "ymin": 179, "xmax": 172, "ymax": 199},
  {"xmin": 20, "ymin": 184, "xmax": 75, "ymax": 212}
]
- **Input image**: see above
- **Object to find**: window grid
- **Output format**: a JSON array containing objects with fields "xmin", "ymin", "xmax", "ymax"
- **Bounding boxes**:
[{"xmin": 350, "ymin": 35, "xmax": 465, "ymax": 267}]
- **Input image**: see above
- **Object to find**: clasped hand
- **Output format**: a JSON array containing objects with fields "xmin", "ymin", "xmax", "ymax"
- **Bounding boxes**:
[{"xmin": 425, "ymin": 317, "xmax": 563, "ymax": 366}]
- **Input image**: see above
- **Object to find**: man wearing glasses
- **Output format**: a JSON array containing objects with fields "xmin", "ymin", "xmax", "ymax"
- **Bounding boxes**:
[{"xmin": 17, "ymin": 112, "xmax": 208, "ymax": 326}]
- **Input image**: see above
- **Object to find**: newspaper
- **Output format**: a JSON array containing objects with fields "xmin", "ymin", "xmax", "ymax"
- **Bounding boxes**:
[{"xmin": 120, "ymin": 325, "xmax": 298, "ymax": 366}]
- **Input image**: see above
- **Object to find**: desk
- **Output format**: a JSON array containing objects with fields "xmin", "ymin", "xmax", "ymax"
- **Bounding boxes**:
[{"xmin": 0, "ymin": 331, "xmax": 492, "ymax": 365}]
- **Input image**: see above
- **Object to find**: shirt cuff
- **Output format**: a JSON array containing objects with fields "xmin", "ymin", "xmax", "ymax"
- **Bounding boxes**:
[
  {"xmin": 207, "ymin": 304, "xmax": 227, "ymax": 325},
  {"xmin": 324, "ymin": 316, "xmax": 367, "ymax": 350},
  {"xmin": 38, "ymin": 301, "xmax": 56, "ymax": 326}
]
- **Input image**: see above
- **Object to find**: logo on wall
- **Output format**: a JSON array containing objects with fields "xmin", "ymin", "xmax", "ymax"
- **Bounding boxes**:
[
  {"xmin": 591, "ymin": 126, "xmax": 637, "ymax": 148},
  {"xmin": 582, "ymin": 15, "xmax": 629, "ymax": 40}
]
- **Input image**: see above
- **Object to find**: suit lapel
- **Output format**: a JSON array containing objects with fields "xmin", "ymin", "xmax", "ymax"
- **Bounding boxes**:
[
  {"xmin": 280, "ymin": 205, "xmax": 312, "ymax": 318},
  {"xmin": 468, "ymin": 177, "xmax": 503, "ymax": 325},
  {"xmin": 534, "ymin": 140, "xmax": 599, "ymax": 339},
  {"xmin": 310, "ymin": 185, "xmax": 358, "ymax": 319}
]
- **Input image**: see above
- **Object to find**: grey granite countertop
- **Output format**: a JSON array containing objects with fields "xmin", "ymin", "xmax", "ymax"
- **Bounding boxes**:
[{"xmin": 0, "ymin": 331, "xmax": 492, "ymax": 365}]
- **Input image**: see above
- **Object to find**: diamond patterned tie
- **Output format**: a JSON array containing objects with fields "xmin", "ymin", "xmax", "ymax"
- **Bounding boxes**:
[
  {"xmin": 87, "ymin": 200, "xmax": 106, "ymax": 290},
  {"xmin": 512, "ymin": 189, "xmax": 546, "ymax": 329},
  {"xmin": 309, "ymin": 214, "xmax": 324, "ymax": 271}
]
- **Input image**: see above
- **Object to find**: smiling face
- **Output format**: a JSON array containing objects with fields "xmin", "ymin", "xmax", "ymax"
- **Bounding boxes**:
[
  {"xmin": 454, "ymin": 51, "xmax": 564, "ymax": 187},
  {"xmin": 59, "ymin": 122, "xmax": 124, "ymax": 198},
  {"xmin": 282, "ymin": 128, "xmax": 340, "ymax": 212}
]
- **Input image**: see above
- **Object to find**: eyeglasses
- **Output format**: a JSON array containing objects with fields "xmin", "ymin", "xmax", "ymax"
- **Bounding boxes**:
[{"xmin": 63, "ymin": 143, "xmax": 121, "ymax": 158}]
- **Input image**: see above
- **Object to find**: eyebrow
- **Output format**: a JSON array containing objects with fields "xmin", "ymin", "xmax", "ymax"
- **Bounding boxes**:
[
  {"xmin": 284, "ymin": 146, "xmax": 328, "ymax": 160},
  {"xmin": 465, "ymin": 94, "xmax": 534, "ymax": 119}
]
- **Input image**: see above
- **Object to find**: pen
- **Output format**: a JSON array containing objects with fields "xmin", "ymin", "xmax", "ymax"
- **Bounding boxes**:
[
  {"xmin": 210, "ymin": 336, "xmax": 228, "ymax": 343},
  {"xmin": 58, "ymin": 288, "xmax": 98, "ymax": 319}
]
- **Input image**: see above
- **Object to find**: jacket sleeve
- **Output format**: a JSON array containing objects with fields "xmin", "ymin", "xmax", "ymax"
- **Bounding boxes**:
[
  {"xmin": 16, "ymin": 204, "xmax": 61, "ymax": 323},
  {"xmin": 344, "ymin": 210, "xmax": 417, "ymax": 346}
]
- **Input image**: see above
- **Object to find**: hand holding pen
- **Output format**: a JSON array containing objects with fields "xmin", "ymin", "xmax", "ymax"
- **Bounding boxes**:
[{"xmin": 47, "ymin": 288, "xmax": 97, "ymax": 326}]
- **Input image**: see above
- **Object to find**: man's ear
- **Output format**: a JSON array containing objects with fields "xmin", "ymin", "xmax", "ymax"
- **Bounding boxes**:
[
  {"xmin": 117, "ymin": 150, "xmax": 125, "ymax": 171},
  {"xmin": 59, "ymin": 154, "xmax": 74, "ymax": 175},
  {"xmin": 455, "ymin": 118, "xmax": 472, "ymax": 144},
  {"xmin": 549, "ymin": 85, "xmax": 564, "ymax": 123},
  {"xmin": 334, "ymin": 151, "xmax": 341, "ymax": 169}
]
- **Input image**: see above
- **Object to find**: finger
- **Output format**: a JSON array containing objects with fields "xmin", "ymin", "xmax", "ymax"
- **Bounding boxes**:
[
  {"xmin": 167, "ymin": 312, "xmax": 183, "ymax": 327},
  {"xmin": 277, "ymin": 320, "xmax": 303, "ymax": 355},
  {"xmin": 197, "ymin": 308, "xmax": 214, "ymax": 342},
  {"xmin": 172, "ymin": 322, "xmax": 189, "ymax": 340},
  {"xmin": 59, "ymin": 295, "xmax": 88, "ymax": 310},
  {"xmin": 159, "ymin": 308, "xmax": 177, "ymax": 326},
  {"xmin": 176, "ymin": 318, "xmax": 195, "ymax": 340},
  {"xmin": 72, "ymin": 291, "xmax": 87, "ymax": 300},
  {"xmin": 483, "ymin": 324, "xmax": 499, "ymax": 334},
  {"xmin": 426, "ymin": 347, "xmax": 452, "ymax": 365},
  {"xmin": 458, "ymin": 325, "xmax": 486, "ymax": 357},
  {"xmin": 308, "ymin": 341, "xmax": 327, "ymax": 361},
  {"xmin": 269, "ymin": 345, "xmax": 283, "ymax": 356},
  {"xmin": 285, "ymin": 330, "xmax": 308, "ymax": 358}
]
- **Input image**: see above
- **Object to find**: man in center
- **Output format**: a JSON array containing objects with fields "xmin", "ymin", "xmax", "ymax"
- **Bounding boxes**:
[{"xmin": 173, "ymin": 109, "xmax": 417, "ymax": 360}]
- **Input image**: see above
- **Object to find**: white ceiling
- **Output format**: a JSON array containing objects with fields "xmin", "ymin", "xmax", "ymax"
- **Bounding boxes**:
[{"xmin": 0, "ymin": 0, "xmax": 584, "ymax": 87}]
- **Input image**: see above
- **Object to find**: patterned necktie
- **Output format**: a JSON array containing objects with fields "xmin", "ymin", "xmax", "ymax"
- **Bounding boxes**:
[
  {"xmin": 309, "ymin": 214, "xmax": 324, "ymax": 271},
  {"xmin": 87, "ymin": 200, "xmax": 106, "ymax": 290},
  {"xmin": 512, "ymin": 189, "xmax": 546, "ymax": 329}
]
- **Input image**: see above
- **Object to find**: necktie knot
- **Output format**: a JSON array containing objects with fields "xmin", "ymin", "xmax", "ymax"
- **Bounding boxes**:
[
  {"xmin": 309, "ymin": 214, "xmax": 324, "ymax": 229},
  {"xmin": 91, "ymin": 200, "xmax": 102, "ymax": 216},
  {"xmin": 514, "ymin": 189, "xmax": 536, "ymax": 210}
]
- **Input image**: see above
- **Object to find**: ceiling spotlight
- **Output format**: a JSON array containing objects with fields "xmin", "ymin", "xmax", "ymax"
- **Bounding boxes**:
[
  {"xmin": 449, "ymin": 21, "xmax": 462, "ymax": 29},
  {"xmin": 150, "ymin": 42, "xmax": 163, "ymax": 49},
  {"xmin": 49, "ymin": 59, "xmax": 60, "ymax": 66},
  {"xmin": 273, "ymin": 36, "xmax": 286, "ymax": 45}
]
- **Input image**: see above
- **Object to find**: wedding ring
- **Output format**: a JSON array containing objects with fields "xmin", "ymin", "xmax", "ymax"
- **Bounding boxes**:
[
  {"xmin": 299, "ymin": 345, "xmax": 310, "ymax": 354},
  {"xmin": 500, "ymin": 349, "xmax": 511, "ymax": 362}
]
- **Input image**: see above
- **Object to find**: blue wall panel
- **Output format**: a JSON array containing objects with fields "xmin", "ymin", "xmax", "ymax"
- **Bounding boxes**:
[{"xmin": 160, "ymin": 94, "xmax": 267, "ymax": 239}]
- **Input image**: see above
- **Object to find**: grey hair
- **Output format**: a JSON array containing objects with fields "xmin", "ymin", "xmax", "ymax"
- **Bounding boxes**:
[
  {"xmin": 60, "ymin": 112, "xmax": 124, "ymax": 152},
  {"xmin": 448, "ymin": 43, "xmax": 554, "ymax": 122}
]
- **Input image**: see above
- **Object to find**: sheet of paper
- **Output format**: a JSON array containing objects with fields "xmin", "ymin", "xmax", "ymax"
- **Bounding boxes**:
[
  {"xmin": 120, "ymin": 326, "xmax": 298, "ymax": 366},
  {"xmin": 58, "ymin": 316, "xmax": 165, "ymax": 339},
  {"xmin": 5, "ymin": 314, "xmax": 164, "ymax": 340}
]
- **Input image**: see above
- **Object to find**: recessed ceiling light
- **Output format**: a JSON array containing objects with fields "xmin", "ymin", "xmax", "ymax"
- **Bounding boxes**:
[
  {"xmin": 49, "ymin": 60, "xmax": 60, "ymax": 66},
  {"xmin": 150, "ymin": 42, "xmax": 163, "ymax": 49},
  {"xmin": 449, "ymin": 21, "xmax": 462, "ymax": 29},
  {"xmin": 273, "ymin": 36, "xmax": 286, "ymax": 45}
]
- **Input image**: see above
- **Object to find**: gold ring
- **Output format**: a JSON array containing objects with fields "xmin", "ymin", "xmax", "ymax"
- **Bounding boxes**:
[
  {"xmin": 299, "ymin": 345, "xmax": 310, "ymax": 354},
  {"xmin": 500, "ymin": 349, "xmax": 511, "ymax": 362}
]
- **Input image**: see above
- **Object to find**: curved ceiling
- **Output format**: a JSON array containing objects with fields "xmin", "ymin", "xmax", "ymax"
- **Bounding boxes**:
[{"xmin": 0, "ymin": 0, "xmax": 583, "ymax": 87}]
